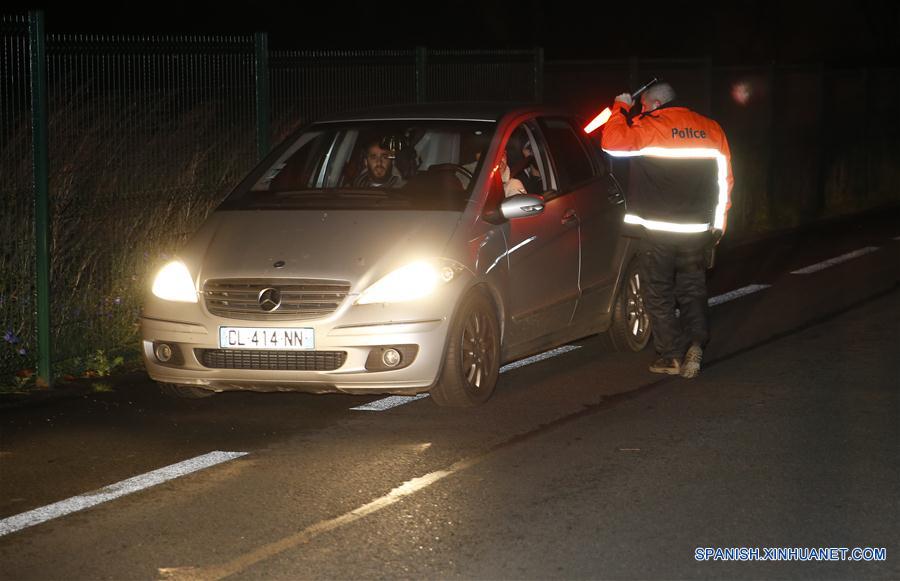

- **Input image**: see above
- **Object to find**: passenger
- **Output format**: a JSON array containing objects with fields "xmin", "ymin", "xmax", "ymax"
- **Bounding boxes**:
[
  {"xmin": 498, "ymin": 151, "xmax": 527, "ymax": 197},
  {"xmin": 352, "ymin": 138, "xmax": 406, "ymax": 188},
  {"xmin": 510, "ymin": 141, "xmax": 543, "ymax": 195}
]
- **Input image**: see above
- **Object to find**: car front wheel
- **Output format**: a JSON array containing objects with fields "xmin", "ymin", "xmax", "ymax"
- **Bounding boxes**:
[{"xmin": 430, "ymin": 290, "xmax": 500, "ymax": 407}]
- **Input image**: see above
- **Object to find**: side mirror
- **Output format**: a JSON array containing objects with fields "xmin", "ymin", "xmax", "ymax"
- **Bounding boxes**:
[{"xmin": 500, "ymin": 194, "xmax": 545, "ymax": 220}]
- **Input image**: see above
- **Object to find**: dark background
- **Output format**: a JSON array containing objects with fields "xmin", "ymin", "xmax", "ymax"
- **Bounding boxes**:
[{"xmin": 20, "ymin": 0, "xmax": 900, "ymax": 65}]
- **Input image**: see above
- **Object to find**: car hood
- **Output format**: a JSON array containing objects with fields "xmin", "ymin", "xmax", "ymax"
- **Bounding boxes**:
[{"xmin": 187, "ymin": 210, "xmax": 463, "ymax": 293}]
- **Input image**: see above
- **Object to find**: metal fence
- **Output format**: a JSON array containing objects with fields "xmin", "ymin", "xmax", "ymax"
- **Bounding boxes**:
[
  {"xmin": 1, "ymin": 14, "xmax": 34, "ymax": 382},
  {"xmin": 42, "ymin": 33, "xmax": 259, "ymax": 370},
  {"xmin": 269, "ymin": 49, "xmax": 418, "ymax": 141},
  {"xmin": 426, "ymin": 49, "xmax": 541, "ymax": 103},
  {"xmin": 2, "ymin": 11, "xmax": 898, "ymax": 385},
  {"xmin": 267, "ymin": 48, "xmax": 542, "ymax": 141}
]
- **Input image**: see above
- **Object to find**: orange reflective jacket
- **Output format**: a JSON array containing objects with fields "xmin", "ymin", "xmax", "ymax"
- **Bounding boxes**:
[{"xmin": 601, "ymin": 98, "xmax": 733, "ymax": 234}]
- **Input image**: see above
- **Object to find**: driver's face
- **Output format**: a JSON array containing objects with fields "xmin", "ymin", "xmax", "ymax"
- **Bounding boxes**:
[{"xmin": 365, "ymin": 145, "xmax": 393, "ymax": 179}]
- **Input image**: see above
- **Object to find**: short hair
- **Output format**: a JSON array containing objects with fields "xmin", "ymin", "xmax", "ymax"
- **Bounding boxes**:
[
  {"xmin": 644, "ymin": 82, "xmax": 676, "ymax": 106},
  {"xmin": 364, "ymin": 138, "xmax": 387, "ymax": 152}
]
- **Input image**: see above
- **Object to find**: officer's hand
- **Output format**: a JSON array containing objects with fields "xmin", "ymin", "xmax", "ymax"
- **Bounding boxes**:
[{"xmin": 615, "ymin": 93, "xmax": 633, "ymax": 107}]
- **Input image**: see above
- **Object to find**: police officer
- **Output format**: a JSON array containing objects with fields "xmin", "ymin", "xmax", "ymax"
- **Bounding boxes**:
[{"xmin": 601, "ymin": 82, "xmax": 733, "ymax": 378}]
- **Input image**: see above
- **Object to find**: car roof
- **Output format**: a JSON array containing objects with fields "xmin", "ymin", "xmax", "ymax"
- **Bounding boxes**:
[{"xmin": 312, "ymin": 102, "xmax": 570, "ymax": 124}]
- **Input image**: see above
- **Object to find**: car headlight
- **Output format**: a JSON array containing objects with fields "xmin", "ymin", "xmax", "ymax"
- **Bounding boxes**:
[
  {"xmin": 151, "ymin": 261, "xmax": 198, "ymax": 303},
  {"xmin": 356, "ymin": 260, "xmax": 463, "ymax": 305}
]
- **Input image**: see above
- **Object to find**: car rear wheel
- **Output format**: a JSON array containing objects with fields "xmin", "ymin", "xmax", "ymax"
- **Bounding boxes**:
[
  {"xmin": 158, "ymin": 382, "xmax": 215, "ymax": 399},
  {"xmin": 607, "ymin": 259, "xmax": 652, "ymax": 352},
  {"xmin": 430, "ymin": 291, "xmax": 500, "ymax": 407}
]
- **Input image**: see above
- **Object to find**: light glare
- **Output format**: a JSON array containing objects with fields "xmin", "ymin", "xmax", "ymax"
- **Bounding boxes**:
[
  {"xmin": 731, "ymin": 81, "xmax": 753, "ymax": 106},
  {"xmin": 152, "ymin": 261, "xmax": 198, "ymax": 303},
  {"xmin": 357, "ymin": 261, "xmax": 440, "ymax": 304}
]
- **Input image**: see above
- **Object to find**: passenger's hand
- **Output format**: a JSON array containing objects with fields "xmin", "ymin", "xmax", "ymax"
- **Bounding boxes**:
[{"xmin": 615, "ymin": 93, "xmax": 633, "ymax": 107}]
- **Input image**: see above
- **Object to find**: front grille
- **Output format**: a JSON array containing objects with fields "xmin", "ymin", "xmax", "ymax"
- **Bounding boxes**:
[
  {"xmin": 196, "ymin": 349, "xmax": 347, "ymax": 371},
  {"xmin": 204, "ymin": 278, "xmax": 351, "ymax": 321}
]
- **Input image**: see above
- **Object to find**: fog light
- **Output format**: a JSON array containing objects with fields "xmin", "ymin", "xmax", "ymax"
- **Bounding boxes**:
[
  {"xmin": 155, "ymin": 343, "xmax": 174, "ymax": 363},
  {"xmin": 382, "ymin": 348, "xmax": 401, "ymax": 368}
]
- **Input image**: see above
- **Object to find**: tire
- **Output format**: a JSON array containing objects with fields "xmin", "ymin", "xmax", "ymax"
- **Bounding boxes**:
[
  {"xmin": 606, "ymin": 259, "xmax": 652, "ymax": 352},
  {"xmin": 430, "ymin": 290, "xmax": 501, "ymax": 407},
  {"xmin": 158, "ymin": 382, "xmax": 215, "ymax": 399}
]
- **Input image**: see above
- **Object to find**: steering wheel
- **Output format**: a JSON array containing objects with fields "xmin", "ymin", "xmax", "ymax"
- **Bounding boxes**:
[{"xmin": 448, "ymin": 164, "xmax": 474, "ymax": 181}]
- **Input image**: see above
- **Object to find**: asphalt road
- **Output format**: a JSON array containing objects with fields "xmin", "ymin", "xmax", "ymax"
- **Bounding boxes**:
[{"xmin": 1, "ymin": 210, "xmax": 898, "ymax": 580}]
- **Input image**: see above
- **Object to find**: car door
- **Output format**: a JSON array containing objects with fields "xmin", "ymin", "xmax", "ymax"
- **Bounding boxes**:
[
  {"xmin": 504, "ymin": 120, "xmax": 581, "ymax": 348},
  {"xmin": 538, "ymin": 116, "xmax": 626, "ymax": 319}
]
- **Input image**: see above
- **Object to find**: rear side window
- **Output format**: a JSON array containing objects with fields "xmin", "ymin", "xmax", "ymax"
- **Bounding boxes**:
[{"xmin": 539, "ymin": 117, "xmax": 596, "ymax": 190}]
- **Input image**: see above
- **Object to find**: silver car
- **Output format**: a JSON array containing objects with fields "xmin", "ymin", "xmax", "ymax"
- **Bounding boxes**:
[{"xmin": 141, "ymin": 104, "xmax": 650, "ymax": 406}]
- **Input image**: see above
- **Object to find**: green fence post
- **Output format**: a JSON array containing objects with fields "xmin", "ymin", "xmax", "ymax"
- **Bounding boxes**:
[
  {"xmin": 416, "ymin": 47, "xmax": 426, "ymax": 103},
  {"xmin": 704, "ymin": 56, "xmax": 713, "ymax": 115},
  {"xmin": 765, "ymin": 61, "xmax": 778, "ymax": 225},
  {"xmin": 814, "ymin": 62, "xmax": 827, "ymax": 218},
  {"xmin": 629, "ymin": 56, "xmax": 640, "ymax": 92},
  {"xmin": 534, "ymin": 46, "xmax": 544, "ymax": 103},
  {"xmin": 861, "ymin": 68, "xmax": 869, "ymax": 200},
  {"xmin": 29, "ymin": 10, "xmax": 52, "ymax": 388},
  {"xmin": 255, "ymin": 32, "xmax": 270, "ymax": 161}
]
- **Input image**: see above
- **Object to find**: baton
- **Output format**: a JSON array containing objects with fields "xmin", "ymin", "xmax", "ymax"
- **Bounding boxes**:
[
  {"xmin": 630, "ymin": 77, "xmax": 659, "ymax": 100},
  {"xmin": 584, "ymin": 77, "xmax": 659, "ymax": 134}
]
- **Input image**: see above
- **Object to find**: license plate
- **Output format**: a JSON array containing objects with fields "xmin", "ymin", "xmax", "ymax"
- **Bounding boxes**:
[{"xmin": 219, "ymin": 327, "xmax": 314, "ymax": 350}]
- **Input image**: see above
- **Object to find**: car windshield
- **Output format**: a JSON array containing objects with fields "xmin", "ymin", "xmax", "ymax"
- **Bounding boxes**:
[{"xmin": 223, "ymin": 120, "xmax": 496, "ymax": 211}]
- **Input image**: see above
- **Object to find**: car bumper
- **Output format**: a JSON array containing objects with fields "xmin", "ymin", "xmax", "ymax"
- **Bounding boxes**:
[{"xmin": 140, "ymin": 308, "xmax": 453, "ymax": 395}]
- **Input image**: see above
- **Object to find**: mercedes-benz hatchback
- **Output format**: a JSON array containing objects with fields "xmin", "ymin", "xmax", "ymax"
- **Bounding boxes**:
[{"xmin": 141, "ymin": 104, "xmax": 650, "ymax": 406}]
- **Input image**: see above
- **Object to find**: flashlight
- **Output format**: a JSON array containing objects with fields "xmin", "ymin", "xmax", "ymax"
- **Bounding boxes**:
[{"xmin": 583, "ymin": 107, "xmax": 612, "ymax": 133}]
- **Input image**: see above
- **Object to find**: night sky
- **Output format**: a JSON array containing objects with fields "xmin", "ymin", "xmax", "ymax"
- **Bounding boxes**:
[{"xmin": 18, "ymin": 0, "xmax": 900, "ymax": 65}]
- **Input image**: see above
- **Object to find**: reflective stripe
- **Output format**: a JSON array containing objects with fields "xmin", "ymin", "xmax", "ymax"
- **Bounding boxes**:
[
  {"xmin": 604, "ymin": 146, "xmax": 729, "ymax": 230},
  {"xmin": 624, "ymin": 213, "xmax": 709, "ymax": 233}
]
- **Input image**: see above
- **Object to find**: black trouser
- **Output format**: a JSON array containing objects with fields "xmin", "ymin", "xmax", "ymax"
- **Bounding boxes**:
[{"xmin": 639, "ymin": 238, "xmax": 710, "ymax": 359}]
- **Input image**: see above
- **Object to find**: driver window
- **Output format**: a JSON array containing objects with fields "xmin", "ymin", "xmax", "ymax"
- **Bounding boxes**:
[{"xmin": 500, "ymin": 122, "xmax": 555, "ymax": 197}]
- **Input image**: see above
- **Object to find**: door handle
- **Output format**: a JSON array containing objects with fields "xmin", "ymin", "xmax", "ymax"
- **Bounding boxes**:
[{"xmin": 561, "ymin": 209, "xmax": 578, "ymax": 225}]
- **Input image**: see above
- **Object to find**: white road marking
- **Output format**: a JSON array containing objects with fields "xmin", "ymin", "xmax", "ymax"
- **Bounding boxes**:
[
  {"xmin": 350, "ymin": 394, "xmax": 430, "ymax": 411},
  {"xmin": 0, "ymin": 451, "xmax": 248, "ymax": 538},
  {"xmin": 499, "ymin": 345, "xmax": 582, "ymax": 373},
  {"xmin": 790, "ymin": 247, "xmax": 880, "ymax": 274},
  {"xmin": 161, "ymin": 455, "xmax": 485, "ymax": 580},
  {"xmin": 707, "ymin": 284, "xmax": 772, "ymax": 306},
  {"xmin": 351, "ymin": 345, "xmax": 583, "ymax": 412}
]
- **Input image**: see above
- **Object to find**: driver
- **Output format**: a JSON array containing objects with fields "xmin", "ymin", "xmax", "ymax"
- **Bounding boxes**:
[{"xmin": 353, "ymin": 138, "xmax": 407, "ymax": 188}]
